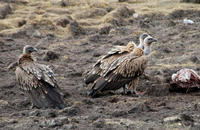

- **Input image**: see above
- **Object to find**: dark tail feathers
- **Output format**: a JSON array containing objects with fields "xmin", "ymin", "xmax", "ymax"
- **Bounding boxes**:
[
  {"xmin": 84, "ymin": 74, "xmax": 100, "ymax": 84},
  {"xmin": 88, "ymin": 78, "xmax": 108, "ymax": 98},
  {"xmin": 28, "ymin": 85, "xmax": 66, "ymax": 109}
]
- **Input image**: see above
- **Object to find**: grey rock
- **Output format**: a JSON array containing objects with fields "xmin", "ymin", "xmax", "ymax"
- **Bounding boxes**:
[
  {"xmin": 62, "ymin": 124, "xmax": 74, "ymax": 129},
  {"xmin": 93, "ymin": 119, "xmax": 105, "ymax": 128},
  {"xmin": 40, "ymin": 116, "xmax": 69, "ymax": 128},
  {"xmin": 0, "ymin": 4, "xmax": 12, "ymax": 19},
  {"xmin": 128, "ymin": 103, "xmax": 154, "ymax": 113},
  {"xmin": 82, "ymin": 99, "xmax": 94, "ymax": 105},
  {"xmin": 18, "ymin": 20, "xmax": 26, "ymax": 27},
  {"xmin": 115, "ymin": 5, "xmax": 135, "ymax": 18},
  {"xmin": 29, "ymin": 109, "xmax": 56, "ymax": 118},
  {"xmin": 99, "ymin": 25, "xmax": 112, "ymax": 35},
  {"xmin": 164, "ymin": 114, "xmax": 194, "ymax": 127},
  {"xmin": 29, "ymin": 109, "xmax": 41, "ymax": 117},
  {"xmin": 190, "ymin": 56, "xmax": 200, "ymax": 64},
  {"xmin": 40, "ymin": 109, "xmax": 57, "ymax": 118},
  {"xmin": 69, "ymin": 21, "xmax": 85, "ymax": 37},
  {"xmin": 58, "ymin": 106, "xmax": 80, "ymax": 116},
  {"xmin": 56, "ymin": 16, "xmax": 72, "ymax": 27},
  {"xmin": 112, "ymin": 111, "xmax": 127, "ymax": 117},
  {"xmin": 43, "ymin": 50, "xmax": 59, "ymax": 61},
  {"xmin": 32, "ymin": 30, "xmax": 41, "ymax": 38},
  {"xmin": 163, "ymin": 115, "xmax": 181, "ymax": 124}
]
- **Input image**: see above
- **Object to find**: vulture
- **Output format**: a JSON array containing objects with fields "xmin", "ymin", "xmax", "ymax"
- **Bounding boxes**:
[
  {"xmin": 84, "ymin": 33, "xmax": 149, "ymax": 85},
  {"xmin": 88, "ymin": 36, "xmax": 157, "ymax": 97},
  {"xmin": 15, "ymin": 45, "xmax": 66, "ymax": 109}
]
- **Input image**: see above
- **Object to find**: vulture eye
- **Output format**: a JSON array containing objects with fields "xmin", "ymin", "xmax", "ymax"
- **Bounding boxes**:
[
  {"xmin": 142, "ymin": 34, "xmax": 148, "ymax": 39},
  {"xmin": 27, "ymin": 47, "xmax": 33, "ymax": 52},
  {"xmin": 148, "ymin": 38, "xmax": 153, "ymax": 41}
]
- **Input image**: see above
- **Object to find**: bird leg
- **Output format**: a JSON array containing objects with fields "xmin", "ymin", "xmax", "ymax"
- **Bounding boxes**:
[
  {"xmin": 123, "ymin": 84, "xmax": 130, "ymax": 95},
  {"xmin": 186, "ymin": 86, "xmax": 191, "ymax": 93},
  {"xmin": 123, "ymin": 86, "xmax": 126, "ymax": 95}
]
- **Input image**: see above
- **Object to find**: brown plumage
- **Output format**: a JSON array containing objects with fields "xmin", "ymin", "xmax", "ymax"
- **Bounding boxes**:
[
  {"xmin": 88, "ymin": 36, "xmax": 157, "ymax": 97},
  {"xmin": 84, "ymin": 33, "xmax": 149, "ymax": 85},
  {"xmin": 15, "ymin": 45, "xmax": 66, "ymax": 109}
]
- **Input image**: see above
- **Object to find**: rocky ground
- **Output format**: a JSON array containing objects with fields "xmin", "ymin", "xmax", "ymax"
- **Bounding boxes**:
[{"xmin": 0, "ymin": 0, "xmax": 200, "ymax": 129}]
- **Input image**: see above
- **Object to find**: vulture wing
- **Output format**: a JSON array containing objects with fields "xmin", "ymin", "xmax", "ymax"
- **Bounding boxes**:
[
  {"xmin": 88, "ymin": 54, "xmax": 147, "ymax": 97},
  {"xmin": 85, "ymin": 42, "xmax": 135, "ymax": 84},
  {"xmin": 15, "ymin": 62, "xmax": 66, "ymax": 109}
]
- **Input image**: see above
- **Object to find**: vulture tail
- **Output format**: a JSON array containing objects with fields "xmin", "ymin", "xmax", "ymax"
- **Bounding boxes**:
[
  {"xmin": 84, "ymin": 74, "xmax": 100, "ymax": 84},
  {"xmin": 88, "ymin": 78, "xmax": 108, "ymax": 98},
  {"xmin": 28, "ymin": 83, "xmax": 66, "ymax": 109}
]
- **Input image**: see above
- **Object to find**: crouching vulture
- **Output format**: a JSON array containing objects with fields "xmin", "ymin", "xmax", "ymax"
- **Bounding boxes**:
[
  {"xmin": 88, "ymin": 36, "xmax": 157, "ymax": 97},
  {"xmin": 15, "ymin": 45, "xmax": 66, "ymax": 109},
  {"xmin": 84, "ymin": 33, "xmax": 149, "ymax": 85}
]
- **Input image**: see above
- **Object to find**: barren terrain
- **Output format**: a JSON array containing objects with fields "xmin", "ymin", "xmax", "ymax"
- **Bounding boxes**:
[{"xmin": 0, "ymin": 0, "xmax": 200, "ymax": 129}]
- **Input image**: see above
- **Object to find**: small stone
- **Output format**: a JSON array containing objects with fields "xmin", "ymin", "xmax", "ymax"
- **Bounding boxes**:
[
  {"xmin": 40, "ymin": 109, "xmax": 57, "ymax": 118},
  {"xmin": 0, "ymin": 100, "xmax": 9, "ymax": 107},
  {"xmin": 167, "ymin": 20, "xmax": 176, "ymax": 27},
  {"xmin": 128, "ymin": 103, "xmax": 154, "ymax": 113},
  {"xmin": 93, "ymin": 52, "xmax": 101, "ymax": 57},
  {"xmin": 56, "ymin": 17, "xmax": 72, "ymax": 27},
  {"xmin": 160, "ymin": 47, "xmax": 172, "ymax": 53},
  {"xmin": 58, "ymin": 106, "xmax": 80, "ymax": 116},
  {"xmin": 29, "ymin": 109, "xmax": 41, "ymax": 117},
  {"xmin": 63, "ymin": 124, "xmax": 73, "ymax": 129},
  {"xmin": 163, "ymin": 114, "xmax": 194, "ymax": 126},
  {"xmin": 43, "ymin": 50, "xmax": 59, "ymax": 61},
  {"xmin": 112, "ymin": 111, "xmax": 127, "ymax": 117},
  {"xmin": 60, "ymin": 0, "xmax": 69, "ymax": 7},
  {"xmin": 7, "ymin": 119, "xmax": 18, "ymax": 124},
  {"xmin": 108, "ymin": 97, "xmax": 120, "ymax": 103},
  {"xmin": 190, "ymin": 56, "xmax": 200, "ymax": 64},
  {"xmin": 93, "ymin": 119, "xmax": 105, "ymax": 128},
  {"xmin": 116, "ymin": 5, "xmax": 135, "ymax": 18},
  {"xmin": 99, "ymin": 25, "xmax": 112, "ymax": 35},
  {"xmin": 32, "ymin": 30, "xmax": 41, "ymax": 38},
  {"xmin": 68, "ymin": 21, "xmax": 85, "ymax": 37},
  {"xmin": 82, "ymin": 99, "xmax": 94, "ymax": 105},
  {"xmin": 40, "ymin": 116, "xmax": 69, "ymax": 128},
  {"xmin": 18, "ymin": 20, "xmax": 26, "ymax": 27},
  {"xmin": 0, "ymin": 4, "xmax": 12, "ymax": 19},
  {"xmin": 163, "ymin": 116, "xmax": 181, "ymax": 123}
]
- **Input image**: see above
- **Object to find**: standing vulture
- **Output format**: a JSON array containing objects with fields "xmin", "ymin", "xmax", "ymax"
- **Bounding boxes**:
[
  {"xmin": 88, "ymin": 36, "xmax": 157, "ymax": 97},
  {"xmin": 84, "ymin": 33, "xmax": 149, "ymax": 85},
  {"xmin": 15, "ymin": 45, "xmax": 66, "ymax": 109}
]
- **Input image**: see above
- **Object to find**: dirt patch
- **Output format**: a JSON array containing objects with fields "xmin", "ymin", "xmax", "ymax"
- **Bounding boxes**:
[{"xmin": 1, "ymin": 0, "xmax": 200, "ymax": 130}]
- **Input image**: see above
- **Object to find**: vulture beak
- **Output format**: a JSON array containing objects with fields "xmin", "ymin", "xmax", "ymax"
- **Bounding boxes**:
[
  {"xmin": 149, "ymin": 38, "xmax": 157, "ymax": 45},
  {"xmin": 32, "ymin": 47, "xmax": 38, "ymax": 52},
  {"xmin": 152, "ymin": 38, "xmax": 157, "ymax": 43}
]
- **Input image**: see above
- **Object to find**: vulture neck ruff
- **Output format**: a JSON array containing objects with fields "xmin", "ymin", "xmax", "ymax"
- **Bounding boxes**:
[
  {"xmin": 18, "ymin": 54, "xmax": 34, "ymax": 65},
  {"xmin": 132, "ymin": 48, "xmax": 144, "ymax": 56}
]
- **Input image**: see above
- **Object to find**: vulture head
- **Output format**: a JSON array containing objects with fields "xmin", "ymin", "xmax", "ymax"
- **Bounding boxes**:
[
  {"xmin": 139, "ymin": 33, "xmax": 149, "ymax": 49},
  {"xmin": 143, "ymin": 36, "xmax": 157, "ymax": 55},
  {"xmin": 23, "ymin": 45, "xmax": 37, "ymax": 54}
]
